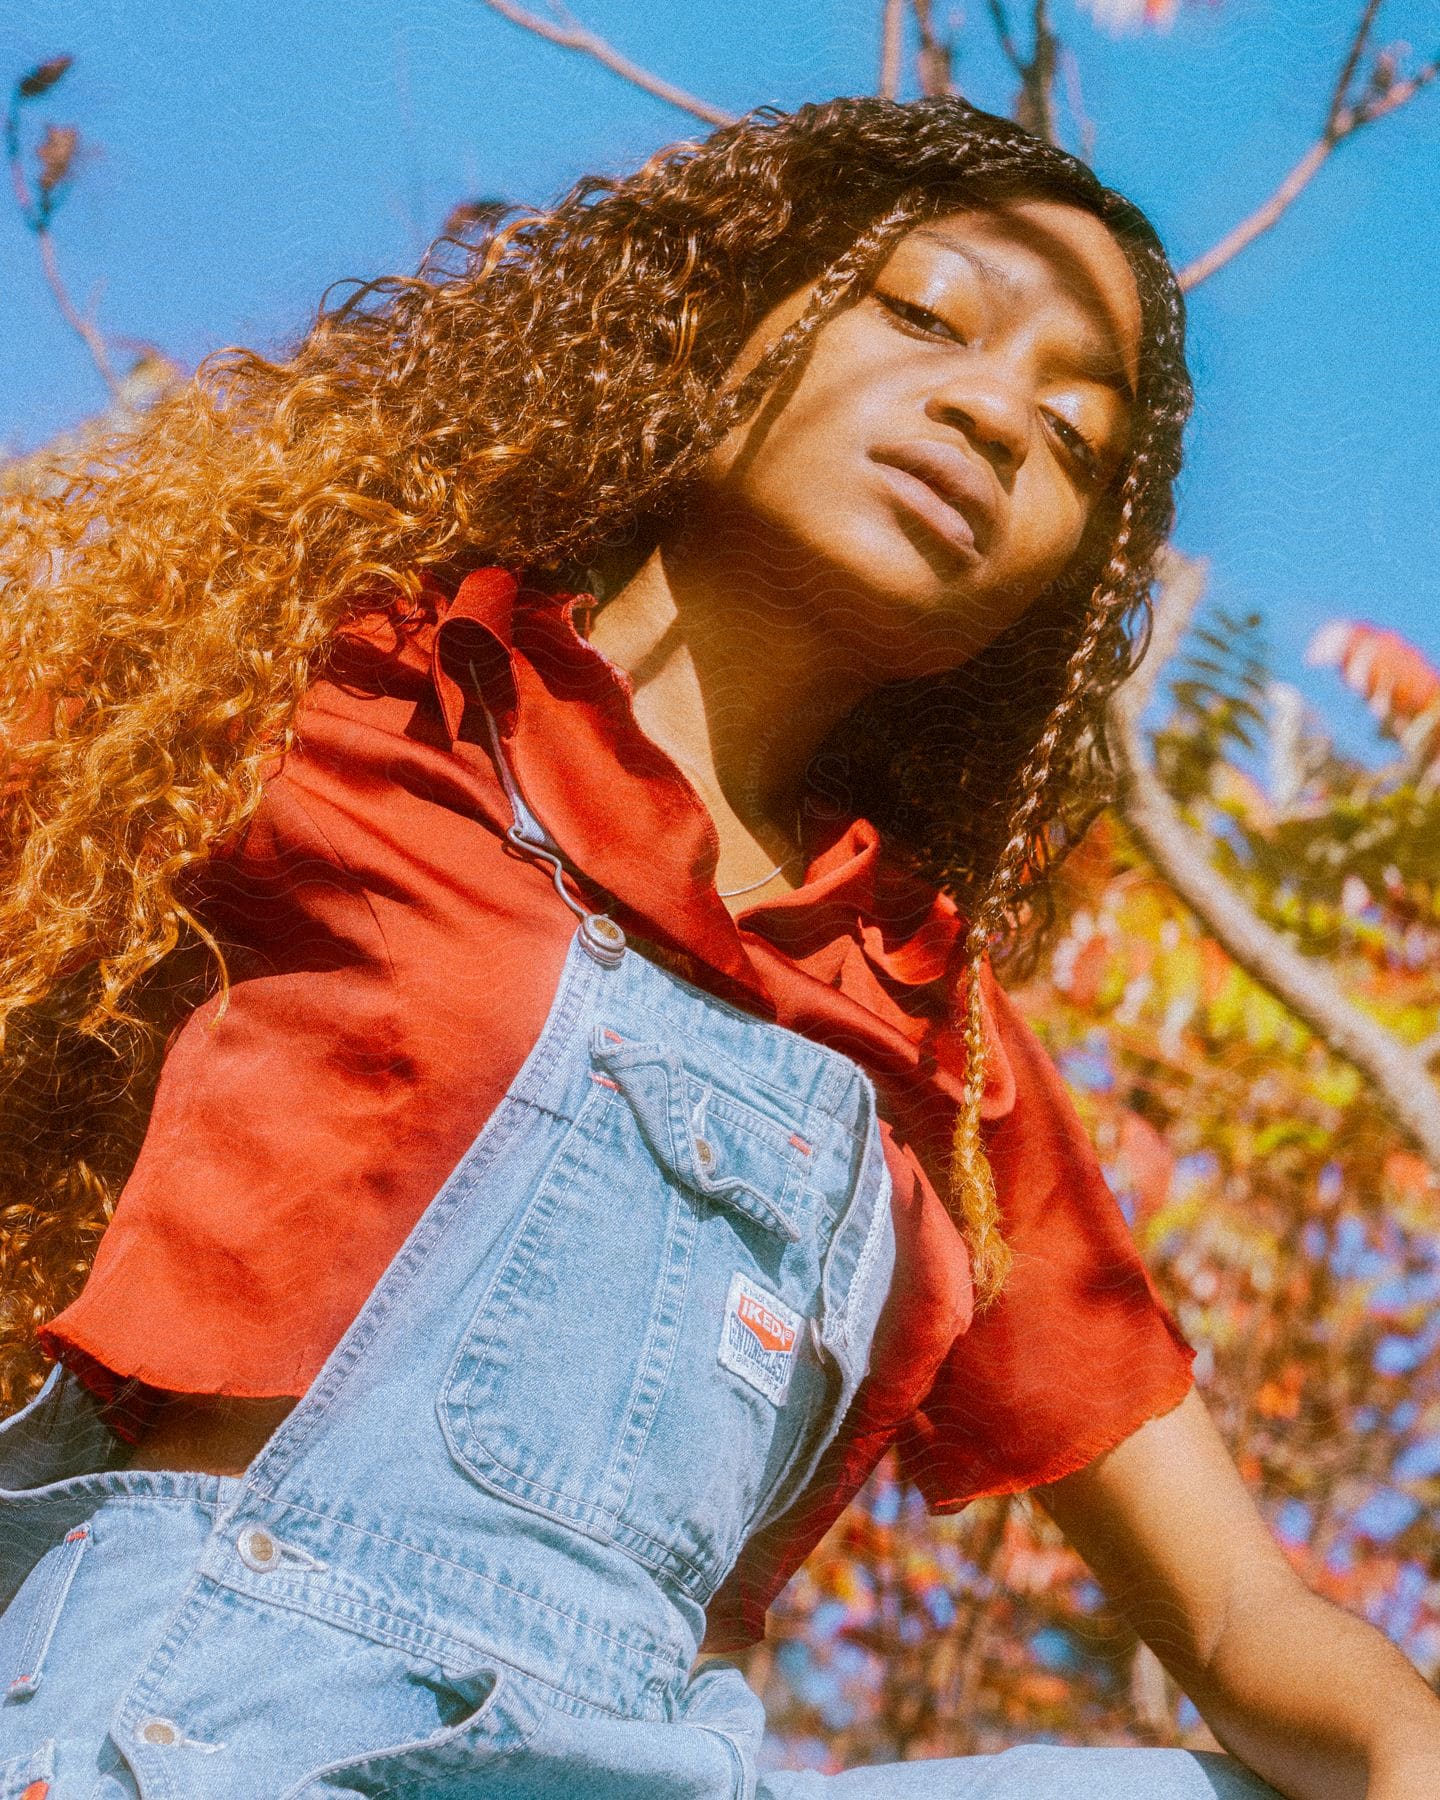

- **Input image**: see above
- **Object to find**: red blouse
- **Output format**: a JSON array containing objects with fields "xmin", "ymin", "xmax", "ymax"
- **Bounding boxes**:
[{"xmin": 37, "ymin": 565, "xmax": 1194, "ymax": 1650}]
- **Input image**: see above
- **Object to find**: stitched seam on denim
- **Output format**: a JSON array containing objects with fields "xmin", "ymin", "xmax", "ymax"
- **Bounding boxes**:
[
  {"xmin": 746, "ymin": 1364, "xmax": 843, "ymax": 1543},
  {"xmin": 605, "ymin": 1179, "xmax": 696, "ymax": 1531},
  {"xmin": 5, "ymin": 1543, "xmax": 66, "ymax": 1676},
  {"xmin": 3, "ymin": 1537, "xmax": 68, "ymax": 1693},
  {"xmin": 818, "ymin": 1081, "xmax": 887, "ymax": 1355},
  {"xmin": 672, "ymin": 1086, "xmax": 813, "ymax": 1236},
  {"xmin": 505, "ymin": 1093, "xmax": 583, "ymax": 1129},
  {"xmin": 2, "ymin": 1491, "xmax": 219, "ymax": 1521},
  {"xmin": 112, "ymin": 1575, "xmax": 225, "ymax": 1798},
  {"xmin": 520, "ymin": 1667, "xmax": 672, "ymax": 1725},
  {"xmin": 211, "ymin": 1493, "xmax": 689, "ymax": 1671},
  {"xmin": 611, "ymin": 992, "xmax": 865, "ymax": 1137},
  {"xmin": 447, "ymin": 1029, "xmax": 835, "ymax": 1590},
  {"xmin": 441, "ymin": 1092, "xmax": 620, "ymax": 1490},
  {"xmin": 676, "ymin": 1090, "xmax": 814, "ymax": 1220},
  {"xmin": 681, "ymin": 1089, "xmax": 800, "ymax": 1152},
  {"xmin": 684, "ymin": 1720, "xmax": 748, "ymax": 1799},
  {"xmin": 443, "ymin": 1129, "xmax": 725, "ymax": 1596},
  {"xmin": 446, "ymin": 1084, "xmax": 611, "ymax": 1422},
  {"xmin": 814, "ymin": 1051, "xmax": 855, "ymax": 1131},
  {"xmin": 627, "ymin": 951, "xmax": 873, "ymax": 1122},
  {"xmin": 304, "ymin": 1708, "xmax": 547, "ymax": 1800},
  {"xmin": 493, "ymin": 947, "xmax": 591, "ymax": 1109},
  {"xmin": 452, "ymin": 1436, "xmax": 712, "ymax": 1595},
  {"xmin": 841, "ymin": 1143, "xmax": 893, "ymax": 1354},
  {"xmin": 5, "ymin": 1523, "xmax": 89, "ymax": 1696},
  {"xmin": 0, "ymin": 1472, "xmax": 232, "ymax": 1509}
]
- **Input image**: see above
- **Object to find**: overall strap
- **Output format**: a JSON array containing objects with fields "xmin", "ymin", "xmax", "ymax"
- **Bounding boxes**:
[{"xmin": 477, "ymin": 703, "xmax": 628, "ymax": 969}]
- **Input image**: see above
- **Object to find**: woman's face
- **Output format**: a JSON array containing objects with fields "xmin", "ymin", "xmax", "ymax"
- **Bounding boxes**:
[{"xmin": 690, "ymin": 197, "xmax": 1144, "ymax": 680}]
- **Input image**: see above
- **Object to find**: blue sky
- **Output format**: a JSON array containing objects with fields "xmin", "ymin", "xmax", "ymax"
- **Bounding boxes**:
[{"xmin": 3, "ymin": 0, "xmax": 1436, "ymax": 761}]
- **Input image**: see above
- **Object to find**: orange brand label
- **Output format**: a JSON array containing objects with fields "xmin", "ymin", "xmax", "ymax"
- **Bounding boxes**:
[{"xmin": 737, "ymin": 1292, "xmax": 796, "ymax": 1356}]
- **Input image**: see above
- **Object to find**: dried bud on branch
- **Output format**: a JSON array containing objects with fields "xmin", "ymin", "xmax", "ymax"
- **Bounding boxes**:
[
  {"xmin": 17, "ymin": 54, "xmax": 73, "ymax": 100},
  {"xmin": 1367, "ymin": 46, "xmax": 1401, "ymax": 100},
  {"xmin": 440, "ymin": 197, "xmax": 511, "ymax": 239},
  {"xmin": 36, "ymin": 122, "xmax": 78, "ymax": 199}
]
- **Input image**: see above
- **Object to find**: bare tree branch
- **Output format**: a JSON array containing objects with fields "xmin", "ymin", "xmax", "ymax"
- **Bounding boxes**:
[
  {"xmin": 986, "ymin": 0, "xmax": 1060, "ymax": 142},
  {"xmin": 1328, "ymin": 0, "xmax": 1384, "ymax": 120},
  {"xmin": 913, "ymin": 0, "xmax": 958, "ymax": 97},
  {"xmin": 473, "ymin": 0, "xmax": 736, "ymax": 126},
  {"xmin": 6, "ymin": 64, "xmax": 123, "ymax": 402},
  {"xmin": 1060, "ymin": 45, "xmax": 1096, "ymax": 163},
  {"xmin": 1416, "ymin": 1029, "xmax": 1440, "ymax": 1068},
  {"xmin": 30, "ymin": 230, "xmax": 123, "ymax": 402},
  {"xmin": 933, "ymin": 1497, "xmax": 1013, "ymax": 1751},
  {"xmin": 1110, "ymin": 549, "xmax": 1440, "ymax": 1168},
  {"xmin": 1180, "ymin": 3, "xmax": 1438, "ymax": 291},
  {"xmin": 1022, "ymin": 0, "xmax": 1059, "ymax": 145},
  {"xmin": 880, "ymin": 0, "xmax": 906, "ymax": 98},
  {"xmin": 987, "ymin": 0, "xmax": 1023, "ymax": 73}
]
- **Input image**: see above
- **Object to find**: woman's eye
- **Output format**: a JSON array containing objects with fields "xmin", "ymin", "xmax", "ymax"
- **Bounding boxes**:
[
  {"xmin": 876, "ymin": 293, "xmax": 964, "ymax": 344},
  {"xmin": 1048, "ymin": 412, "xmax": 1104, "ymax": 480}
]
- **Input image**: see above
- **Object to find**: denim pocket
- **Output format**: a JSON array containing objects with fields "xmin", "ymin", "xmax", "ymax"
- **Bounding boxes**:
[
  {"xmin": 282, "ymin": 1658, "xmax": 549, "ymax": 1800},
  {"xmin": 438, "ymin": 1024, "xmax": 857, "ymax": 1599}
]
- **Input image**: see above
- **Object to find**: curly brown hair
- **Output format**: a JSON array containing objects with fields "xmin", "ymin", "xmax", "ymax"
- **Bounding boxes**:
[{"xmin": 0, "ymin": 94, "xmax": 1191, "ymax": 1413}]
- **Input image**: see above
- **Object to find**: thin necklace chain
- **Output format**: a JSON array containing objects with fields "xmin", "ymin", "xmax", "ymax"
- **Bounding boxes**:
[
  {"xmin": 717, "ymin": 803, "xmax": 807, "ymax": 899},
  {"xmin": 574, "ymin": 605, "xmax": 808, "ymax": 904}
]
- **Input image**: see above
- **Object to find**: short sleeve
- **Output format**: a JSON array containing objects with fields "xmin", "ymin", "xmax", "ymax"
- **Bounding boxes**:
[
  {"xmin": 35, "ymin": 771, "xmax": 411, "ymax": 1412},
  {"xmin": 895, "ymin": 963, "xmax": 1195, "ymax": 1511}
]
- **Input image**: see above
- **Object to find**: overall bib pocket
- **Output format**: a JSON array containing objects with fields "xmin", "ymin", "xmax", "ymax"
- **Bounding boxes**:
[{"xmin": 438, "ymin": 1020, "xmax": 863, "ymax": 1599}]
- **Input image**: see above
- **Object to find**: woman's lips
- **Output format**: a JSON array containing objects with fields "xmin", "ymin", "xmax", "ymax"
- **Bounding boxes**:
[{"xmin": 869, "ymin": 442, "xmax": 995, "ymax": 561}]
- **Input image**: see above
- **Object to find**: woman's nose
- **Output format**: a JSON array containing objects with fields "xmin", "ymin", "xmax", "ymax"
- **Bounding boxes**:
[{"xmin": 925, "ymin": 370, "xmax": 1032, "ymax": 484}]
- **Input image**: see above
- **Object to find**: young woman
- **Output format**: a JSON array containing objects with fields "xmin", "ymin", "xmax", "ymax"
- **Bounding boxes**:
[{"xmin": 0, "ymin": 95, "xmax": 1436, "ymax": 1800}]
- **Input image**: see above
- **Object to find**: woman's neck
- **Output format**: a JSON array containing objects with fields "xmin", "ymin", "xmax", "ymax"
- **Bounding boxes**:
[{"xmin": 586, "ymin": 531, "xmax": 876, "ymax": 898}]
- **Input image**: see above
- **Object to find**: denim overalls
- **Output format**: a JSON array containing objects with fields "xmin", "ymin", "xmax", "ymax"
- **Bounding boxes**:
[{"xmin": 0, "ymin": 722, "xmax": 1279, "ymax": 1800}]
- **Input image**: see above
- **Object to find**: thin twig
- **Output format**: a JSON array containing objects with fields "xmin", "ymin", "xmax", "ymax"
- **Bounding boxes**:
[
  {"xmin": 5, "ymin": 82, "xmax": 122, "ymax": 401},
  {"xmin": 880, "ymin": 0, "xmax": 906, "ymax": 98},
  {"xmin": 34, "ymin": 228, "xmax": 122, "ymax": 399},
  {"xmin": 1110, "ymin": 550, "xmax": 1440, "ymax": 1168},
  {"xmin": 1180, "ymin": 2, "xmax": 1438, "ymax": 291},
  {"xmin": 1328, "ymin": 0, "xmax": 1384, "ymax": 125},
  {"xmin": 474, "ymin": 0, "xmax": 736, "ymax": 126}
]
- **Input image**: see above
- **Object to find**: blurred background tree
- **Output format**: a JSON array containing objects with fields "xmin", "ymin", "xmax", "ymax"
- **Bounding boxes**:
[{"xmin": 3, "ymin": 0, "xmax": 1438, "ymax": 1773}]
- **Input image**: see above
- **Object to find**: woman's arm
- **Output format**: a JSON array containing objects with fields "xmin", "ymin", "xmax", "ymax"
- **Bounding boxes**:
[{"xmin": 1037, "ymin": 1389, "xmax": 1440, "ymax": 1799}]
